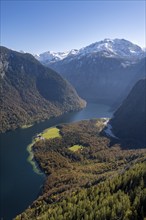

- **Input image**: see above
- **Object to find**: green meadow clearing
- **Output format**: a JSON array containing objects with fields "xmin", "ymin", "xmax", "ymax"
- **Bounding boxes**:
[
  {"xmin": 69, "ymin": 145, "xmax": 83, "ymax": 152},
  {"xmin": 41, "ymin": 127, "xmax": 61, "ymax": 139}
]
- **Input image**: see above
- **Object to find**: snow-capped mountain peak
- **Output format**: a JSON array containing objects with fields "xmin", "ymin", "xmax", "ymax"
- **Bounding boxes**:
[
  {"xmin": 34, "ymin": 49, "xmax": 78, "ymax": 64},
  {"xmin": 77, "ymin": 38, "xmax": 143, "ymax": 58},
  {"xmin": 34, "ymin": 39, "xmax": 145, "ymax": 64}
]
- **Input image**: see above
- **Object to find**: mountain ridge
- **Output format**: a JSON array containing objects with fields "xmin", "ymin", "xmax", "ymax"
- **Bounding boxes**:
[
  {"xmin": 0, "ymin": 46, "xmax": 85, "ymax": 132},
  {"xmin": 34, "ymin": 38, "xmax": 145, "ymax": 65}
]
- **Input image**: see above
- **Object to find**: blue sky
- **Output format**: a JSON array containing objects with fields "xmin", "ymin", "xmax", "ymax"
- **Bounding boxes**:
[{"xmin": 1, "ymin": 0, "xmax": 145, "ymax": 54}]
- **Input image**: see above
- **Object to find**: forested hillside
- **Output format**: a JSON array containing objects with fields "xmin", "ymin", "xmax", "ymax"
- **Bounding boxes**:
[
  {"xmin": 16, "ymin": 162, "xmax": 146, "ymax": 220},
  {"xmin": 15, "ymin": 119, "xmax": 146, "ymax": 220},
  {"xmin": 0, "ymin": 47, "xmax": 85, "ymax": 132}
]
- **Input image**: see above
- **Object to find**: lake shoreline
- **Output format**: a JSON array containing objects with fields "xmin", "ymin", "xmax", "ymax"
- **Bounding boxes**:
[
  {"xmin": 14, "ymin": 118, "xmax": 146, "ymax": 220},
  {"xmin": 1, "ymin": 103, "xmax": 113, "ymax": 220},
  {"xmin": 26, "ymin": 118, "xmax": 110, "ymax": 177},
  {"xmin": 27, "ymin": 143, "xmax": 44, "ymax": 176}
]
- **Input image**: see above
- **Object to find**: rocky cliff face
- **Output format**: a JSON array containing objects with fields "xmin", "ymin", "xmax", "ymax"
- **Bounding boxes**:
[
  {"xmin": 0, "ymin": 47, "xmax": 85, "ymax": 132},
  {"xmin": 111, "ymin": 79, "xmax": 146, "ymax": 145}
]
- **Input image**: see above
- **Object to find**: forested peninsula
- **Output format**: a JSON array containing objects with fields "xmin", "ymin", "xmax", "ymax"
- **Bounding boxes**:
[{"xmin": 15, "ymin": 119, "xmax": 146, "ymax": 220}]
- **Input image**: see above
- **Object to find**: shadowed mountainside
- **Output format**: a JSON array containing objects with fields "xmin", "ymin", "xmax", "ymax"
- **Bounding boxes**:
[
  {"xmin": 41, "ymin": 39, "xmax": 146, "ymax": 107},
  {"xmin": 0, "ymin": 46, "xmax": 85, "ymax": 132},
  {"xmin": 50, "ymin": 56, "xmax": 145, "ymax": 107},
  {"xmin": 111, "ymin": 79, "xmax": 146, "ymax": 145}
]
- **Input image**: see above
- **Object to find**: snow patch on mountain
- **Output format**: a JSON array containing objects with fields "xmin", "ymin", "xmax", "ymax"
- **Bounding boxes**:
[
  {"xmin": 34, "ymin": 39, "xmax": 145, "ymax": 64},
  {"xmin": 34, "ymin": 49, "xmax": 78, "ymax": 64},
  {"xmin": 77, "ymin": 38, "xmax": 143, "ymax": 59}
]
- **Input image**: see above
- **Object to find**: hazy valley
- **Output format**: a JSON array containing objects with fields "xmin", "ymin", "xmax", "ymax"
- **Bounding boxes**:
[{"xmin": 35, "ymin": 39, "xmax": 146, "ymax": 108}]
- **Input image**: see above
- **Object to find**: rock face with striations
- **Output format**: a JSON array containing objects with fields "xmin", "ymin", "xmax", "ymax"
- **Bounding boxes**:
[
  {"xmin": 110, "ymin": 79, "xmax": 146, "ymax": 144},
  {"xmin": 0, "ymin": 46, "xmax": 85, "ymax": 132}
]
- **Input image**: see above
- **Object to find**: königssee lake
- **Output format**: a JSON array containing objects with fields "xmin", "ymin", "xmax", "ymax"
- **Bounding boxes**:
[{"xmin": 0, "ymin": 103, "xmax": 113, "ymax": 220}]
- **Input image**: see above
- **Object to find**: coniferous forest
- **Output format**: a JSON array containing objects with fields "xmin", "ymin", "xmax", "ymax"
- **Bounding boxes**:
[{"xmin": 15, "ymin": 119, "xmax": 146, "ymax": 220}]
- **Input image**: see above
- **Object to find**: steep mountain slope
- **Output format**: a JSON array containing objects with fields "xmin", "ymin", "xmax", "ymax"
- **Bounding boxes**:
[
  {"xmin": 52, "ymin": 56, "xmax": 145, "ymax": 106},
  {"xmin": 37, "ymin": 39, "xmax": 145, "ymax": 107},
  {"xmin": 0, "ymin": 46, "xmax": 85, "ymax": 132},
  {"xmin": 110, "ymin": 79, "xmax": 146, "ymax": 145}
]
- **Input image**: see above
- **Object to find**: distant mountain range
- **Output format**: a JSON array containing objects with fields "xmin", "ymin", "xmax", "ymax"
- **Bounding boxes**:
[
  {"xmin": 34, "ymin": 39, "xmax": 145, "ymax": 107},
  {"xmin": 34, "ymin": 49, "xmax": 78, "ymax": 64},
  {"xmin": 34, "ymin": 39, "xmax": 145, "ymax": 64},
  {"xmin": 0, "ymin": 46, "xmax": 85, "ymax": 132}
]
